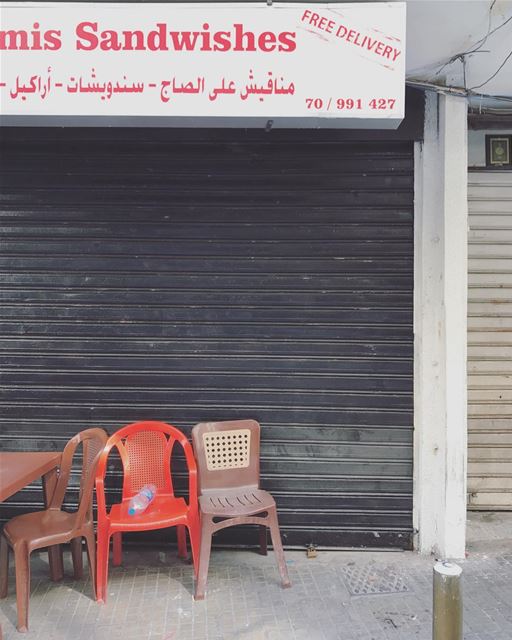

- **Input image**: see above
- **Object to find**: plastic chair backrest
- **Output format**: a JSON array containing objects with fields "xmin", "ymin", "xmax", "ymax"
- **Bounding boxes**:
[
  {"xmin": 123, "ymin": 430, "xmax": 171, "ymax": 497},
  {"xmin": 95, "ymin": 421, "xmax": 198, "ymax": 508},
  {"xmin": 49, "ymin": 427, "xmax": 108, "ymax": 528},
  {"xmin": 191, "ymin": 419, "xmax": 260, "ymax": 494}
]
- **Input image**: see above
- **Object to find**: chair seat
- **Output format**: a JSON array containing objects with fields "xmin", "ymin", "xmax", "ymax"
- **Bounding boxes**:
[
  {"xmin": 4, "ymin": 510, "xmax": 81, "ymax": 549},
  {"xmin": 108, "ymin": 495, "xmax": 189, "ymax": 532},
  {"xmin": 199, "ymin": 488, "xmax": 275, "ymax": 518}
]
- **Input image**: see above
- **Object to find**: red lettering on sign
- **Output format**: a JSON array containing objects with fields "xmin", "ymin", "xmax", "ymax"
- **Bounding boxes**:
[
  {"xmin": 0, "ymin": 22, "xmax": 62, "ymax": 50},
  {"xmin": 3, "ymin": 20, "xmax": 296, "ymax": 54}
]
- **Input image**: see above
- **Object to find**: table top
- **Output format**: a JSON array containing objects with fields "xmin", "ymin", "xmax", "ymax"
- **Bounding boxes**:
[{"xmin": 0, "ymin": 451, "xmax": 61, "ymax": 502}]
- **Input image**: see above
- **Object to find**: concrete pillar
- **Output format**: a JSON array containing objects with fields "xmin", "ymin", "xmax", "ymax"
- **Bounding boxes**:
[{"xmin": 413, "ymin": 91, "xmax": 468, "ymax": 559}]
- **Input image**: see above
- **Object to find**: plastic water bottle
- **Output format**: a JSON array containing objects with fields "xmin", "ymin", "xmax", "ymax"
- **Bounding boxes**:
[{"xmin": 128, "ymin": 484, "xmax": 157, "ymax": 516}]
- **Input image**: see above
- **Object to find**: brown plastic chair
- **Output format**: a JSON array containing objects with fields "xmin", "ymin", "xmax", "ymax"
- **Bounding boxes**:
[
  {"xmin": 0, "ymin": 428, "xmax": 108, "ymax": 632},
  {"xmin": 191, "ymin": 419, "xmax": 291, "ymax": 600}
]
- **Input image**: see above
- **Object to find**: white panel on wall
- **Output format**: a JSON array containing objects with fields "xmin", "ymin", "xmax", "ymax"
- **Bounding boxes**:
[{"xmin": 468, "ymin": 170, "xmax": 512, "ymax": 510}]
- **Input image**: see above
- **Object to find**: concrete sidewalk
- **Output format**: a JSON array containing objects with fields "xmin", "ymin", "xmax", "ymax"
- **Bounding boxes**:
[{"xmin": 1, "ymin": 512, "xmax": 512, "ymax": 640}]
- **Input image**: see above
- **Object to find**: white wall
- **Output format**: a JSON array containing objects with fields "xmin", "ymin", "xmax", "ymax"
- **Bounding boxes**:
[
  {"xmin": 406, "ymin": 1, "xmax": 512, "ymax": 107},
  {"xmin": 469, "ymin": 129, "xmax": 512, "ymax": 167}
]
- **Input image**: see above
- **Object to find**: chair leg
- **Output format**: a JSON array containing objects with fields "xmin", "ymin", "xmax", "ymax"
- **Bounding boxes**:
[
  {"xmin": 177, "ymin": 525, "xmax": 187, "ymax": 559},
  {"xmin": 48, "ymin": 545, "xmax": 64, "ymax": 582},
  {"xmin": 112, "ymin": 532, "xmax": 122, "ymax": 567},
  {"xmin": 42, "ymin": 467, "xmax": 64, "ymax": 583},
  {"xmin": 259, "ymin": 525, "xmax": 268, "ymax": 556},
  {"xmin": 0, "ymin": 535, "xmax": 9, "ymax": 598},
  {"xmin": 84, "ymin": 530, "xmax": 96, "ymax": 597},
  {"xmin": 71, "ymin": 537, "xmax": 84, "ymax": 580},
  {"xmin": 95, "ymin": 528, "xmax": 111, "ymax": 604},
  {"xmin": 268, "ymin": 510, "xmax": 291, "ymax": 589},
  {"xmin": 13, "ymin": 542, "xmax": 30, "ymax": 633},
  {"xmin": 188, "ymin": 521, "xmax": 200, "ymax": 579},
  {"xmin": 194, "ymin": 519, "xmax": 212, "ymax": 601}
]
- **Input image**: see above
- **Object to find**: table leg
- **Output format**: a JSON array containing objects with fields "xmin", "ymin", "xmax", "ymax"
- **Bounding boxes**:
[{"xmin": 42, "ymin": 468, "xmax": 64, "ymax": 582}]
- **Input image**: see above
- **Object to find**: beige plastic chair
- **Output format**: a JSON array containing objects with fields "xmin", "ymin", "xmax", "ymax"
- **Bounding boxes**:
[
  {"xmin": 0, "ymin": 428, "xmax": 108, "ymax": 632},
  {"xmin": 191, "ymin": 419, "xmax": 291, "ymax": 600}
]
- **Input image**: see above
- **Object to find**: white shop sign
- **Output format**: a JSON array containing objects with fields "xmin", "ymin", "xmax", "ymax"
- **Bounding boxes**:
[{"xmin": 0, "ymin": 2, "xmax": 406, "ymax": 128}]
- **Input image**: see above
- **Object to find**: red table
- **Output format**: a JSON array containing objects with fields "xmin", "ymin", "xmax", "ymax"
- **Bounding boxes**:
[{"xmin": 0, "ymin": 452, "xmax": 64, "ymax": 580}]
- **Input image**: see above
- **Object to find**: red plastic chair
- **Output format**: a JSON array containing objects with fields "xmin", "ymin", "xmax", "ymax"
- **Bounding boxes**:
[{"xmin": 94, "ymin": 421, "xmax": 199, "ymax": 603}]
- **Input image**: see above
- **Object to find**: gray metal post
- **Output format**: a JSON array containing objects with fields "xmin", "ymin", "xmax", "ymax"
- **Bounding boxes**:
[{"xmin": 432, "ymin": 561, "xmax": 462, "ymax": 640}]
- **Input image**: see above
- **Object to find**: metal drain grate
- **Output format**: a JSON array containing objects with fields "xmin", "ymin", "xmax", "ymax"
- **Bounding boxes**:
[{"xmin": 340, "ymin": 563, "xmax": 410, "ymax": 596}]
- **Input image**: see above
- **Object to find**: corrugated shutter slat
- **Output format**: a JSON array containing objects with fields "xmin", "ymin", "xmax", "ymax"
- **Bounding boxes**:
[
  {"xmin": 0, "ymin": 129, "xmax": 414, "ymax": 549},
  {"xmin": 468, "ymin": 170, "xmax": 512, "ymax": 510}
]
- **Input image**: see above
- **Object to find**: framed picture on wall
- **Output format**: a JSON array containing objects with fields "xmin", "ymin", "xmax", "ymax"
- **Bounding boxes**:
[{"xmin": 486, "ymin": 135, "xmax": 512, "ymax": 167}]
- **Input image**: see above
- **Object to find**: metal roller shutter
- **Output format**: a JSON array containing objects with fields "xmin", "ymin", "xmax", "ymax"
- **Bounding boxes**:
[
  {"xmin": 0, "ymin": 128, "xmax": 414, "ymax": 549},
  {"xmin": 468, "ymin": 170, "xmax": 512, "ymax": 510}
]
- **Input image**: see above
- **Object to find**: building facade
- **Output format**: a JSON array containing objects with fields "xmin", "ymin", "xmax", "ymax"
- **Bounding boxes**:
[{"xmin": 1, "ymin": 0, "xmax": 512, "ymax": 559}]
